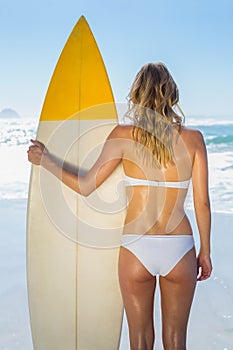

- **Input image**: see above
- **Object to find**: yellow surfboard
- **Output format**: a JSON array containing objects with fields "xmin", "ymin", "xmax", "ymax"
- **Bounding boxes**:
[{"xmin": 27, "ymin": 16, "xmax": 126, "ymax": 349}]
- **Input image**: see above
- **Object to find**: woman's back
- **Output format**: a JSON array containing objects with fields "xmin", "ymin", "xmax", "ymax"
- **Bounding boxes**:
[{"xmin": 119, "ymin": 125, "xmax": 200, "ymax": 235}]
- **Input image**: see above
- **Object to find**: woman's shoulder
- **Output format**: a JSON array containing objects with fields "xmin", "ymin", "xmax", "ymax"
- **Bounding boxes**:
[
  {"xmin": 181, "ymin": 126, "xmax": 205, "ymax": 144},
  {"xmin": 107, "ymin": 124, "xmax": 133, "ymax": 140},
  {"xmin": 179, "ymin": 127, "xmax": 207, "ymax": 156}
]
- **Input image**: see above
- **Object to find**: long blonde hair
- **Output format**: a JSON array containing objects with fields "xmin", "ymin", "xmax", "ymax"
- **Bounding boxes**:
[{"xmin": 125, "ymin": 62, "xmax": 184, "ymax": 168}]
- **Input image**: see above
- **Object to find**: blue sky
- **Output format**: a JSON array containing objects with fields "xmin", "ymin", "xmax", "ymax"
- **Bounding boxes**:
[{"xmin": 1, "ymin": 0, "xmax": 232, "ymax": 118}]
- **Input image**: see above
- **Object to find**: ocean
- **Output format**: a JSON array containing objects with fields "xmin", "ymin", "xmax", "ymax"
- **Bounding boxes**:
[
  {"xmin": 0, "ymin": 115, "xmax": 232, "ymax": 213},
  {"xmin": 187, "ymin": 116, "xmax": 233, "ymax": 213}
]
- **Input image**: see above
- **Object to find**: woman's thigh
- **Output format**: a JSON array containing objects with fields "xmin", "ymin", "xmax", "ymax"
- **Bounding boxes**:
[
  {"xmin": 118, "ymin": 246, "xmax": 156, "ymax": 328},
  {"xmin": 159, "ymin": 247, "xmax": 197, "ymax": 347}
]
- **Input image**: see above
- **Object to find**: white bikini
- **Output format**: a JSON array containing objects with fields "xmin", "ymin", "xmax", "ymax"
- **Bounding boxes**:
[
  {"xmin": 121, "ymin": 175, "xmax": 194, "ymax": 276},
  {"xmin": 124, "ymin": 175, "xmax": 190, "ymax": 189}
]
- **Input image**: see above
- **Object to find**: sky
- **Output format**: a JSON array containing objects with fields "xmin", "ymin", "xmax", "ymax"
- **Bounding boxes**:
[{"xmin": 0, "ymin": 0, "xmax": 232, "ymax": 119}]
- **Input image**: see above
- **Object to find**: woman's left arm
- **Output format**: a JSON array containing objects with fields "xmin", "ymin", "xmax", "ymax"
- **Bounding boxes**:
[{"xmin": 27, "ymin": 125, "xmax": 125, "ymax": 196}]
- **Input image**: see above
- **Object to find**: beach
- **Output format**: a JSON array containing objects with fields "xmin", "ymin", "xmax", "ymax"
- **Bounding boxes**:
[
  {"xmin": 0, "ymin": 200, "xmax": 232, "ymax": 349},
  {"xmin": 0, "ymin": 116, "xmax": 233, "ymax": 349},
  {"xmin": 0, "ymin": 199, "xmax": 32, "ymax": 350}
]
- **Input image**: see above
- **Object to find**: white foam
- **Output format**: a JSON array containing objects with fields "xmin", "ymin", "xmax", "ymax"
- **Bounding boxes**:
[
  {"xmin": 186, "ymin": 117, "xmax": 233, "ymax": 126},
  {"xmin": 0, "ymin": 118, "xmax": 37, "ymax": 146},
  {"xmin": 0, "ymin": 145, "xmax": 31, "ymax": 199}
]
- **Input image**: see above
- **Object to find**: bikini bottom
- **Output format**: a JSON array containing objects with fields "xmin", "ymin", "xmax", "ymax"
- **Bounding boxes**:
[{"xmin": 121, "ymin": 234, "xmax": 195, "ymax": 276}]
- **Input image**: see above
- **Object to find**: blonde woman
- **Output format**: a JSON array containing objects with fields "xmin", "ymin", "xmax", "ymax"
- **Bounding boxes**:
[{"xmin": 28, "ymin": 62, "xmax": 212, "ymax": 350}]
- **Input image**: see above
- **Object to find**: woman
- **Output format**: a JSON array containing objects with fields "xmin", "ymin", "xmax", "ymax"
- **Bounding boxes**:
[{"xmin": 28, "ymin": 62, "xmax": 212, "ymax": 350}]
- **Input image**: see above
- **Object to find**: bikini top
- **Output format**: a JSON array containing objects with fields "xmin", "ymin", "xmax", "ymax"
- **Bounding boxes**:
[{"xmin": 124, "ymin": 175, "xmax": 190, "ymax": 189}]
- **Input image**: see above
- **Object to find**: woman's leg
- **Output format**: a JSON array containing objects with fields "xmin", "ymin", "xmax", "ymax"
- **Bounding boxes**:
[
  {"xmin": 159, "ymin": 247, "xmax": 197, "ymax": 350},
  {"xmin": 118, "ymin": 247, "xmax": 156, "ymax": 350}
]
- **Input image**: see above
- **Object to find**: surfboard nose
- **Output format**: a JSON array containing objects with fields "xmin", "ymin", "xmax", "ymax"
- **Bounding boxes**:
[{"xmin": 40, "ymin": 16, "xmax": 116, "ymax": 122}]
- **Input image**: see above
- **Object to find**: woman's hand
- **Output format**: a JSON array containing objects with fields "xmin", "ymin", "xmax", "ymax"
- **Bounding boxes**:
[
  {"xmin": 27, "ymin": 139, "xmax": 49, "ymax": 166},
  {"xmin": 197, "ymin": 253, "xmax": 213, "ymax": 281}
]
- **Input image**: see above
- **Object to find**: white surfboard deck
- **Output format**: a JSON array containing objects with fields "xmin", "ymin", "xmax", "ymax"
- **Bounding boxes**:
[{"xmin": 27, "ymin": 17, "xmax": 126, "ymax": 350}]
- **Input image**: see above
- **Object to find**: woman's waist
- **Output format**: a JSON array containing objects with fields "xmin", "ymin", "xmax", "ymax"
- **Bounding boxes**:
[{"xmin": 123, "ymin": 211, "xmax": 192, "ymax": 235}]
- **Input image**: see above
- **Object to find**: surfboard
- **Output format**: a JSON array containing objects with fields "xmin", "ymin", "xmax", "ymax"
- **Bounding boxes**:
[{"xmin": 27, "ymin": 16, "xmax": 126, "ymax": 350}]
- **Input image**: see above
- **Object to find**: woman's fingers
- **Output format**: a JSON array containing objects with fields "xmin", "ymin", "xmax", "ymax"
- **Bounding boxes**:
[
  {"xmin": 197, "ymin": 269, "xmax": 211, "ymax": 281},
  {"xmin": 27, "ymin": 140, "xmax": 47, "ymax": 165},
  {"xmin": 197, "ymin": 255, "xmax": 213, "ymax": 281},
  {"xmin": 30, "ymin": 139, "xmax": 45, "ymax": 150}
]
